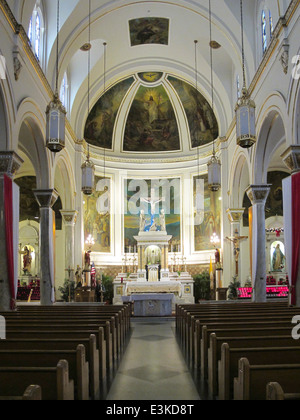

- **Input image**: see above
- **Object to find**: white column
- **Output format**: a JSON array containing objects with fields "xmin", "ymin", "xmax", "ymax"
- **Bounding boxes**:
[
  {"xmin": 34, "ymin": 189, "xmax": 58, "ymax": 305},
  {"xmin": 246, "ymin": 185, "xmax": 271, "ymax": 303},
  {"xmin": 226, "ymin": 209, "xmax": 245, "ymax": 281},
  {"xmin": 60, "ymin": 210, "xmax": 78, "ymax": 277}
]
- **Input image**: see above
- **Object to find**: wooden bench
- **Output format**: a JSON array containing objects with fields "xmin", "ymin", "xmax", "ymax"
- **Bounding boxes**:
[
  {"xmin": 218, "ymin": 343, "xmax": 300, "ymax": 400},
  {"xmin": 0, "ymin": 385, "xmax": 42, "ymax": 401},
  {"xmin": 187, "ymin": 310, "xmax": 300, "ymax": 365},
  {"xmin": 198, "ymin": 320, "xmax": 293, "ymax": 376},
  {"xmin": 0, "ymin": 345, "xmax": 89, "ymax": 400},
  {"xmin": 233, "ymin": 358, "xmax": 300, "ymax": 400},
  {"xmin": 0, "ymin": 360, "xmax": 74, "ymax": 400},
  {"xmin": 0, "ymin": 336, "xmax": 102, "ymax": 399},
  {"xmin": 266, "ymin": 382, "xmax": 300, "ymax": 400},
  {"xmin": 5, "ymin": 317, "xmax": 118, "ymax": 368},
  {"xmin": 5, "ymin": 326, "xmax": 110, "ymax": 390},
  {"xmin": 180, "ymin": 308, "xmax": 298, "ymax": 362},
  {"xmin": 5, "ymin": 320, "xmax": 113, "ymax": 376}
]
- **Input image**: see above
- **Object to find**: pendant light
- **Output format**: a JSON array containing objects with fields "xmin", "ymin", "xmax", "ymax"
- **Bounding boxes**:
[
  {"xmin": 207, "ymin": 0, "xmax": 221, "ymax": 192},
  {"xmin": 235, "ymin": 0, "xmax": 256, "ymax": 148},
  {"xmin": 46, "ymin": 0, "xmax": 66, "ymax": 153},
  {"xmin": 82, "ymin": 0, "xmax": 95, "ymax": 196}
]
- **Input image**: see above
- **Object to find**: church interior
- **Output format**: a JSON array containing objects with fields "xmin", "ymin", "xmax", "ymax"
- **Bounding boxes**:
[{"xmin": 1, "ymin": 0, "xmax": 300, "ymax": 402}]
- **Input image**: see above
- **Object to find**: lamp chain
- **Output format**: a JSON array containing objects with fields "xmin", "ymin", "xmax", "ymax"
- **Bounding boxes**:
[
  {"xmin": 240, "ymin": 0, "xmax": 246, "ymax": 91},
  {"xmin": 55, "ymin": 0, "xmax": 60, "ymax": 95}
]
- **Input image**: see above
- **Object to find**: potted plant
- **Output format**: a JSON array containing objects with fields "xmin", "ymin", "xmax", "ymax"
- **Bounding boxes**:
[
  {"xmin": 228, "ymin": 276, "xmax": 241, "ymax": 300},
  {"xmin": 58, "ymin": 279, "xmax": 76, "ymax": 302},
  {"xmin": 193, "ymin": 271, "xmax": 211, "ymax": 302},
  {"xmin": 101, "ymin": 274, "xmax": 114, "ymax": 304}
]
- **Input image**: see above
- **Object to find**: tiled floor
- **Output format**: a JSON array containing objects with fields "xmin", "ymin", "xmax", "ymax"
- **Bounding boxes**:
[{"xmin": 107, "ymin": 318, "xmax": 201, "ymax": 401}]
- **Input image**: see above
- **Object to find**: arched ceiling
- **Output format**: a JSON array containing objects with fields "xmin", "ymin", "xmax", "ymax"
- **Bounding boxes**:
[{"xmin": 11, "ymin": 0, "xmax": 262, "ymax": 160}]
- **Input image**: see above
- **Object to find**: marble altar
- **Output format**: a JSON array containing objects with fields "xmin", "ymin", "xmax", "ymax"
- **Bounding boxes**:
[{"xmin": 127, "ymin": 293, "xmax": 174, "ymax": 317}]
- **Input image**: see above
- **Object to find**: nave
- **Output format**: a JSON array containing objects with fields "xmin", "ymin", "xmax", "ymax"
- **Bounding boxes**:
[{"xmin": 107, "ymin": 318, "xmax": 200, "ymax": 401}]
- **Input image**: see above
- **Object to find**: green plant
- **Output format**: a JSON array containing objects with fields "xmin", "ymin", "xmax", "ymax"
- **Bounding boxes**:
[
  {"xmin": 58, "ymin": 279, "xmax": 76, "ymax": 302},
  {"xmin": 228, "ymin": 276, "xmax": 241, "ymax": 300},
  {"xmin": 101, "ymin": 274, "xmax": 114, "ymax": 304},
  {"xmin": 193, "ymin": 271, "xmax": 211, "ymax": 301}
]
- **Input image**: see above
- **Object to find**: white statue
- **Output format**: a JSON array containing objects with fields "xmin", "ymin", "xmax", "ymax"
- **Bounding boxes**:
[
  {"xmin": 139, "ymin": 210, "xmax": 146, "ymax": 232},
  {"xmin": 159, "ymin": 209, "xmax": 166, "ymax": 231}
]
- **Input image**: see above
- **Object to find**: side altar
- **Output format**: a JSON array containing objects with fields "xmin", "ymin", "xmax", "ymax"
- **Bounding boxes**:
[{"xmin": 113, "ymin": 209, "xmax": 194, "ymax": 308}]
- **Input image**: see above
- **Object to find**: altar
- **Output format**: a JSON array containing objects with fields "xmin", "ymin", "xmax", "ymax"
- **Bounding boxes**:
[
  {"xmin": 125, "ymin": 293, "xmax": 174, "ymax": 317},
  {"xmin": 113, "ymin": 207, "xmax": 195, "ymax": 308}
]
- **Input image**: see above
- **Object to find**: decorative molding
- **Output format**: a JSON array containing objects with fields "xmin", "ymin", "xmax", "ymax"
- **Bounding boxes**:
[
  {"xmin": 33, "ymin": 189, "xmax": 59, "ymax": 208},
  {"xmin": 246, "ymin": 185, "xmax": 272, "ymax": 205},
  {"xmin": 60, "ymin": 210, "xmax": 78, "ymax": 225},
  {"xmin": 226, "ymin": 208, "xmax": 245, "ymax": 223},
  {"xmin": 0, "ymin": 151, "xmax": 24, "ymax": 178},
  {"xmin": 281, "ymin": 145, "xmax": 300, "ymax": 173}
]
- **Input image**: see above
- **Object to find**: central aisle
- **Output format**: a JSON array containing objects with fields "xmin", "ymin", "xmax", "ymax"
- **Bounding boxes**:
[{"xmin": 107, "ymin": 318, "xmax": 200, "ymax": 401}]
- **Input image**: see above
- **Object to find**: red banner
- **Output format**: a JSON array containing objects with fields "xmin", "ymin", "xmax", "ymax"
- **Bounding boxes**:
[
  {"xmin": 291, "ymin": 172, "xmax": 300, "ymax": 306},
  {"xmin": 4, "ymin": 174, "xmax": 16, "ymax": 310}
]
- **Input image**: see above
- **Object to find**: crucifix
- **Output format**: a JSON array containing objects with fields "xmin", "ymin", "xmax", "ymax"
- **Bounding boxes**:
[
  {"xmin": 226, "ymin": 229, "xmax": 248, "ymax": 276},
  {"xmin": 141, "ymin": 188, "xmax": 165, "ymax": 229}
]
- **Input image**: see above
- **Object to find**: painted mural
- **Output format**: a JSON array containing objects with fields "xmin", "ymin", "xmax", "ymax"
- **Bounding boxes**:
[
  {"xmin": 84, "ymin": 177, "xmax": 111, "ymax": 253},
  {"xmin": 84, "ymin": 77, "xmax": 134, "ymax": 149},
  {"xmin": 123, "ymin": 84, "xmax": 180, "ymax": 152},
  {"xmin": 15, "ymin": 176, "xmax": 62, "ymax": 230},
  {"xmin": 124, "ymin": 178, "xmax": 181, "ymax": 251},
  {"xmin": 243, "ymin": 170, "xmax": 290, "ymax": 227},
  {"xmin": 193, "ymin": 174, "xmax": 221, "ymax": 251},
  {"xmin": 168, "ymin": 76, "xmax": 219, "ymax": 148},
  {"xmin": 129, "ymin": 18, "xmax": 169, "ymax": 46}
]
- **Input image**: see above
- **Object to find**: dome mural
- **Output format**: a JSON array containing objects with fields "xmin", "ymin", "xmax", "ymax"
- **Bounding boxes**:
[{"xmin": 84, "ymin": 73, "xmax": 219, "ymax": 153}]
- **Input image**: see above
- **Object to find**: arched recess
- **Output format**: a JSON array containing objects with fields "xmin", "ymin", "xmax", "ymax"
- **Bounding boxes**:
[
  {"xmin": 0, "ymin": 84, "xmax": 9, "ymax": 150},
  {"xmin": 253, "ymin": 94, "xmax": 288, "ymax": 185},
  {"xmin": 229, "ymin": 150, "xmax": 250, "ymax": 209},
  {"xmin": 53, "ymin": 150, "xmax": 76, "ymax": 210},
  {"xmin": 16, "ymin": 99, "xmax": 51, "ymax": 189}
]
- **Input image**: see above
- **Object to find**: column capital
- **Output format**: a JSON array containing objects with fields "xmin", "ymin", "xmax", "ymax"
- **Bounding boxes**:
[
  {"xmin": 0, "ymin": 151, "xmax": 23, "ymax": 178},
  {"xmin": 246, "ymin": 184, "xmax": 271, "ymax": 205},
  {"xmin": 34, "ymin": 189, "xmax": 58, "ymax": 208},
  {"xmin": 60, "ymin": 210, "xmax": 78, "ymax": 226},
  {"xmin": 281, "ymin": 145, "xmax": 300, "ymax": 174},
  {"xmin": 226, "ymin": 208, "xmax": 245, "ymax": 223}
]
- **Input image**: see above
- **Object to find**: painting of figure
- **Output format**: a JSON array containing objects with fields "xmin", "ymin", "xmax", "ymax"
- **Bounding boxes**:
[
  {"xmin": 129, "ymin": 18, "xmax": 169, "ymax": 46},
  {"xmin": 84, "ymin": 177, "xmax": 111, "ymax": 253},
  {"xmin": 124, "ymin": 178, "xmax": 181, "ymax": 251},
  {"xmin": 194, "ymin": 174, "xmax": 221, "ymax": 251},
  {"xmin": 168, "ymin": 76, "xmax": 219, "ymax": 148},
  {"xmin": 84, "ymin": 77, "xmax": 134, "ymax": 149},
  {"xmin": 123, "ymin": 85, "xmax": 180, "ymax": 152}
]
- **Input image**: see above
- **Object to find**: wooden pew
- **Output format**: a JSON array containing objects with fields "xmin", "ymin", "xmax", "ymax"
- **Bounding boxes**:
[
  {"xmin": 188, "ymin": 310, "xmax": 300, "ymax": 365},
  {"xmin": 0, "ymin": 385, "xmax": 42, "ymax": 401},
  {"xmin": 0, "ymin": 336, "xmax": 101, "ymax": 400},
  {"xmin": 234, "ymin": 358, "xmax": 300, "ymax": 400},
  {"xmin": 5, "ymin": 316, "xmax": 117, "ymax": 369},
  {"xmin": 198, "ymin": 320, "xmax": 293, "ymax": 376},
  {"xmin": 266, "ymin": 382, "xmax": 300, "ymax": 400},
  {"xmin": 5, "ymin": 326, "xmax": 109, "ymax": 392},
  {"xmin": 0, "ymin": 345, "xmax": 89, "ymax": 400},
  {"xmin": 0, "ymin": 360, "xmax": 74, "ymax": 400},
  {"xmin": 5, "ymin": 320, "xmax": 113, "ymax": 378},
  {"xmin": 176, "ymin": 302, "xmax": 290, "ymax": 341},
  {"xmin": 218, "ymin": 343, "xmax": 300, "ymax": 400}
]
